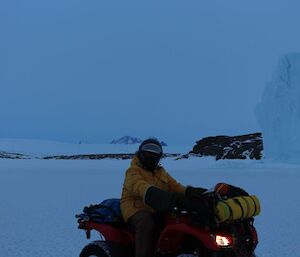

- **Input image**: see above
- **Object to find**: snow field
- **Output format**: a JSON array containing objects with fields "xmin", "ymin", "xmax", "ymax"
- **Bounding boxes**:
[{"xmin": 0, "ymin": 158, "xmax": 299, "ymax": 257}]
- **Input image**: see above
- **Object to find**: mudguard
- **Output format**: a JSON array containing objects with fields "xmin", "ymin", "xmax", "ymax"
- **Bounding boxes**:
[
  {"xmin": 81, "ymin": 221, "xmax": 134, "ymax": 245},
  {"xmin": 157, "ymin": 223, "xmax": 221, "ymax": 253}
]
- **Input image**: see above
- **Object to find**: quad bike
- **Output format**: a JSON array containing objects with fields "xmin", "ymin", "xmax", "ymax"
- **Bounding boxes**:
[{"xmin": 76, "ymin": 185, "xmax": 259, "ymax": 257}]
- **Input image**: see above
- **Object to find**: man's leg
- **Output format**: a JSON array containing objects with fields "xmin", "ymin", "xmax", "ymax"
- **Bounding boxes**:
[{"xmin": 129, "ymin": 211, "xmax": 155, "ymax": 257}]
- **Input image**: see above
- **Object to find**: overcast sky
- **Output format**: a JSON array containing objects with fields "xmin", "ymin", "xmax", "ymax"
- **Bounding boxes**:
[{"xmin": 1, "ymin": 0, "xmax": 300, "ymax": 145}]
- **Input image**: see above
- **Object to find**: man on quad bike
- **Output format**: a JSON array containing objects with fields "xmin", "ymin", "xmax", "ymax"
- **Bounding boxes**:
[
  {"xmin": 77, "ymin": 138, "xmax": 260, "ymax": 257},
  {"xmin": 121, "ymin": 139, "xmax": 222, "ymax": 257}
]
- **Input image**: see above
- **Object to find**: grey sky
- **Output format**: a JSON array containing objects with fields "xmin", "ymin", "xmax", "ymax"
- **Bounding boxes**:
[{"xmin": 1, "ymin": 0, "xmax": 300, "ymax": 145}]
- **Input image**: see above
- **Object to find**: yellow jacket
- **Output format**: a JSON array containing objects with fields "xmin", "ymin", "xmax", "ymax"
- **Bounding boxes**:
[{"xmin": 120, "ymin": 156, "xmax": 186, "ymax": 222}]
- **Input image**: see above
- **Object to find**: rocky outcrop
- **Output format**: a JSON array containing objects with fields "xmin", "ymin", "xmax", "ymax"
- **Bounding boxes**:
[
  {"xmin": 190, "ymin": 133, "xmax": 263, "ymax": 160},
  {"xmin": 44, "ymin": 153, "xmax": 134, "ymax": 160},
  {"xmin": 43, "ymin": 153, "xmax": 180, "ymax": 160},
  {"xmin": 0, "ymin": 151, "xmax": 28, "ymax": 159}
]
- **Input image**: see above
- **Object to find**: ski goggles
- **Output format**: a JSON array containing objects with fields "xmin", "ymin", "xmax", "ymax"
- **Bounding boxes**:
[{"xmin": 140, "ymin": 143, "xmax": 163, "ymax": 155}]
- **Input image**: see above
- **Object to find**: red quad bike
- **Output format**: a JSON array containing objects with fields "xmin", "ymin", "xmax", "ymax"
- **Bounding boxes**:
[{"xmin": 76, "ymin": 188, "xmax": 258, "ymax": 257}]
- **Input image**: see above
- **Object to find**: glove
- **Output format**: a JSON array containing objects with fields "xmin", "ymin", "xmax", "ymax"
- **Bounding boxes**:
[
  {"xmin": 144, "ymin": 186, "xmax": 186, "ymax": 212},
  {"xmin": 215, "ymin": 183, "xmax": 249, "ymax": 197},
  {"xmin": 170, "ymin": 192, "xmax": 186, "ymax": 209},
  {"xmin": 185, "ymin": 194, "xmax": 214, "ymax": 224},
  {"xmin": 185, "ymin": 194, "xmax": 209, "ymax": 212},
  {"xmin": 185, "ymin": 186, "xmax": 207, "ymax": 199}
]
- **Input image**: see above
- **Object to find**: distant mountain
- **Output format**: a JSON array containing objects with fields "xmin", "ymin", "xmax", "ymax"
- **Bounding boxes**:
[
  {"xmin": 160, "ymin": 141, "xmax": 168, "ymax": 146},
  {"xmin": 110, "ymin": 136, "xmax": 143, "ymax": 144},
  {"xmin": 78, "ymin": 140, "xmax": 90, "ymax": 144},
  {"xmin": 147, "ymin": 136, "xmax": 168, "ymax": 147},
  {"xmin": 110, "ymin": 136, "xmax": 168, "ymax": 146}
]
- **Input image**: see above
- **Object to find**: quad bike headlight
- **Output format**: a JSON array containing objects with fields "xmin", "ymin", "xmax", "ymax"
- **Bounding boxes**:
[{"xmin": 215, "ymin": 235, "xmax": 233, "ymax": 247}]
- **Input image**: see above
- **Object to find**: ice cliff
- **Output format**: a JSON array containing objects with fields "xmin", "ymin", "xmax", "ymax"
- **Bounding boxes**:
[{"xmin": 255, "ymin": 53, "xmax": 300, "ymax": 160}]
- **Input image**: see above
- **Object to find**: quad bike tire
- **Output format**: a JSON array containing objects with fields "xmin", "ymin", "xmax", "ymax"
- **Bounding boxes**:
[
  {"xmin": 80, "ymin": 241, "xmax": 111, "ymax": 257},
  {"xmin": 79, "ymin": 240, "xmax": 257, "ymax": 257}
]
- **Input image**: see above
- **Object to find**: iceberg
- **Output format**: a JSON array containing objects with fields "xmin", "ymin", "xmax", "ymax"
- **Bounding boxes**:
[{"xmin": 255, "ymin": 53, "xmax": 300, "ymax": 161}]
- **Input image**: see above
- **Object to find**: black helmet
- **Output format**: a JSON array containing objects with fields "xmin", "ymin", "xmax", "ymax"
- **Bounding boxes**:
[{"xmin": 137, "ymin": 139, "xmax": 163, "ymax": 172}]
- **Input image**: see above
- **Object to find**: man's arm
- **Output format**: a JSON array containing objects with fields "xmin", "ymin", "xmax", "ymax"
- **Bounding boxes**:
[
  {"xmin": 164, "ymin": 170, "xmax": 186, "ymax": 193},
  {"xmin": 164, "ymin": 169, "xmax": 208, "ymax": 198}
]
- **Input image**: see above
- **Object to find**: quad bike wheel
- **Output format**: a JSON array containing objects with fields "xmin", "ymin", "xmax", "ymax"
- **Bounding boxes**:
[
  {"xmin": 79, "ymin": 240, "xmax": 257, "ymax": 257},
  {"xmin": 80, "ymin": 241, "xmax": 111, "ymax": 257}
]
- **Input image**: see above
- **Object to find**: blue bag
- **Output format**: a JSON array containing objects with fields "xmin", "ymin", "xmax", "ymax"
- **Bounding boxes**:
[{"xmin": 82, "ymin": 198, "xmax": 123, "ymax": 224}]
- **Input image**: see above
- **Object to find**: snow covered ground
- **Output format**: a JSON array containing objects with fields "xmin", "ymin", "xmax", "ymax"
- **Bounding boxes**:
[{"xmin": 0, "ymin": 157, "xmax": 299, "ymax": 257}]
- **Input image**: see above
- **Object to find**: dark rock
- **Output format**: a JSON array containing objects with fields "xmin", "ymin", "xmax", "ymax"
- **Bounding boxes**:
[
  {"xmin": 43, "ymin": 153, "xmax": 180, "ymax": 160},
  {"xmin": 0, "ymin": 151, "xmax": 28, "ymax": 159},
  {"xmin": 43, "ymin": 153, "xmax": 134, "ymax": 160},
  {"xmin": 190, "ymin": 133, "xmax": 263, "ymax": 160}
]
